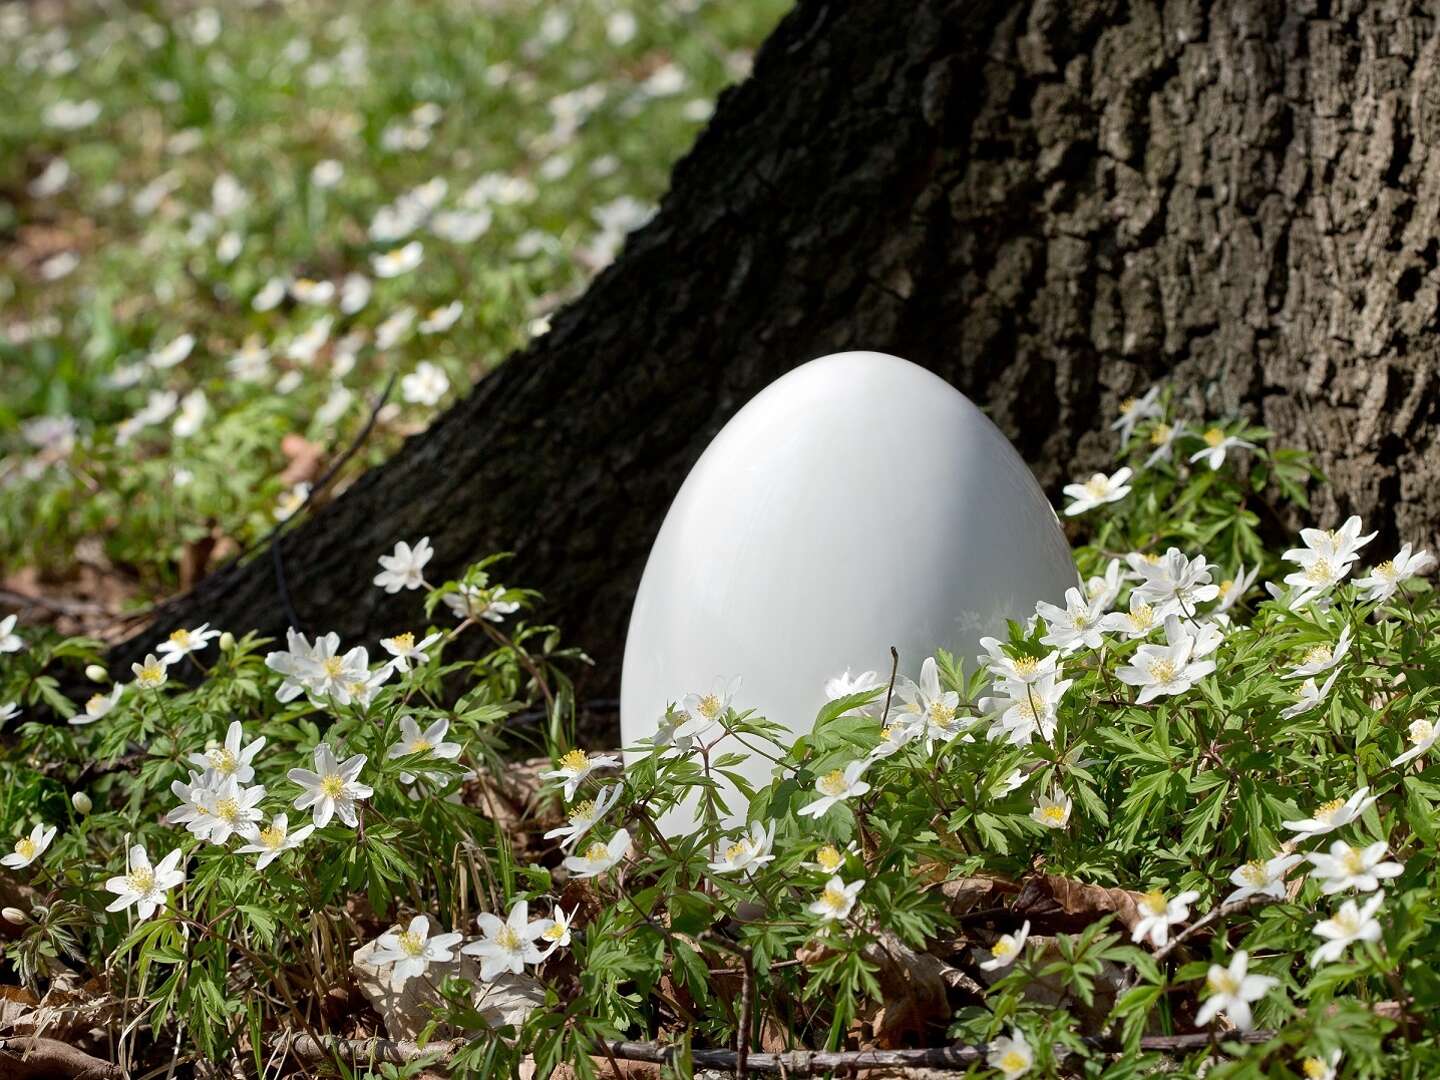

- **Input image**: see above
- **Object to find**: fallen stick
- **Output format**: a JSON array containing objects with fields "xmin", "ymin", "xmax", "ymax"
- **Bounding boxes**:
[{"xmin": 0, "ymin": 1035, "xmax": 125, "ymax": 1080}]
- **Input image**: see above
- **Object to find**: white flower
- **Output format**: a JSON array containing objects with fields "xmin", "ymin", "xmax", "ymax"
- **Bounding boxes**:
[
  {"xmin": 44, "ymin": 99, "xmax": 101, "ymax": 130},
  {"xmin": 371, "ymin": 915, "xmax": 464, "ymax": 990},
  {"xmin": 1115, "ymin": 616, "xmax": 1216, "ymax": 704},
  {"xmin": 104, "ymin": 845, "xmax": 186, "ymax": 921},
  {"xmin": 1283, "ymin": 787, "xmax": 1377, "ymax": 837},
  {"xmin": 1280, "ymin": 669, "xmax": 1342, "ymax": 720},
  {"xmin": 675, "ymin": 676, "xmax": 742, "ymax": 742},
  {"xmin": 541, "ymin": 749, "xmax": 620, "ymax": 802},
  {"xmin": 227, "ymin": 338, "xmax": 271, "ymax": 381},
  {"xmin": 264, "ymin": 628, "xmax": 339, "ymax": 702},
  {"xmin": 443, "ymin": 583, "xmax": 520, "ymax": 623},
  {"xmin": 1286, "ymin": 625, "xmax": 1351, "ymax": 678},
  {"xmin": 288, "ymin": 744, "xmax": 373, "ymax": 828},
  {"xmin": 72, "ymin": 684, "xmax": 124, "ymax": 726},
  {"xmin": 1282, "ymin": 518, "xmax": 1377, "ymax": 602},
  {"xmin": 1212, "ymin": 564, "xmax": 1260, "ymax": 613},
  {"xmin": 157, "ymin": 622, "xmax": 222, "ymax": 663},
  {"xmin": 189, "ymin": 776, "xmax": 266, "ymax": 845},
  {"xmin": 708, "ymin": 821, "xmax": 776, "ymax": 875},
  {"xmin": 377, "ymin": 308, "xmax": 416, "ymax": 351},
  {"xmin": 148, "ymin": 333, "xmax": 195, "ymax": 369},
  {"xmin": 825, "ymin": 667, "xmax": 885, "ymax": 701},
  {"xmin": 1111, "ymin": 386, "xmax": 1162, "ymax": 442},
  {"xmin": 1194, "ymin": 950, "xmax": 1277, "ymax": 1031},
  {"xmin": 1392, "ymin": 718, "xmax": 1440, "ymax": 767},
  {"xmin": 977, "ymin": 639, "xmax": 1060, "ymax": 684},
  {"xmin": 0, "ymin": 615, "xmax": 22, "ymax": 653},
  {"xmin": 1223, "ymin": 853, "xmax": 1304, "ymax": 905},
  {"xmin": 797, "ymin": 760, "xmax": 871, "ymax": 818},
  {"xmin": 1099, "ymin": 593, "xmax": 1162, "ymax": 640},
  {"xmin": 1062, "ymin": 467, "xmax": 1133, "ymax": 516},
  {"xmin": 379, "ymin": 631, "xmax": 442, "ymax": 673},
  {"xmin": 462, "ymin": 901, "xmax": 549, "ymax": 980},
  {"xmin": 187, "ymin": 720, "xmax": 266, "ymax": 783},
  {"xmin": 1143, "ymin": 419, "xmax": 1187, "ymax": 467},
  {"xmin": 301, "ymin": 644, "xmax": 371, "ymax": 704},
  {"xmin": 372, "ymin": 241, "xmax": 423, "ymax": 278},
  {"xmin": 286, "ymin": 317, "xmax": 331, "ymax": 364},
  {"xmin": 211, "ymin": 173, "xmax": 248, "ymax": 217},
  {"xmin": 1031, "ymin": 790, "xmax": 1071, "ymax": 829},
  {"xmin": 869, "ymin": 719, "xmax": 920, "ymax": 760},
  {"xmin": 28, "ymin": 158, "xmax": 70, "ymax": 198},
  {"xmin": 1035, "ymin": 587, "xmax": 1106, "ymax": 655},
  {"xmin": 419, "ymin": 301, "xmax": 463, "ymax": 334},
  {"xmin": 981, "ymin": 672, "xmax": 1072, "ymax": 745},
  {"xmin": 543, "ymin": 784, "xmax": 621, "ymax": 850},
  {"xmin": 1189, "ymin": 426, "xmax": 1256, "ymax": 470},
  {"xmin": 1084, "ymin": 558, "xmax": 1126, "ymax": 611},
  {"xmin": 980, "ymin": 920, "xmax": 1030, "ymax": 971},
  {"xmin": 131, "ymin": 654, "xmax": 169, "ymax": 690},
  {"xmin": 431, "ymin": 208, "xmax": 492, "ymax": 243},
  {"xmin": 236, "ymin": 813, "xmax": 315, "ymax": 870},
  {"xmin": 339, "ymin": 273, "xmax": 371, "ymax": 314},
  {"xmin": 1300, "ymin": 1050, "xmax": 1342, "ymax": 1080},
  {"xmin": 808, "ymin": 875, "xmax": 864, "ymax": 922},
  {"xmin": 1307, "ymin": 841, "xmax": 1403, "ymax": 894},
  {"xmin": 1311, "ymin": 892, "xmax": 1385, "ymax": 966},
  {"xmin": 1354, "ymin": 544, "xmax": 1435, "ymax": 603},
  {"xmin": 986, "ymin": 1029, "xmax": 1034, "ymax": 1079},
  {"xmin": 165, "ymin": 770, "xmax": 214, "ymax": 830},
  {"xmin": 273, "ymin": 482, "xmax": 311, "ymax": 521},
  {"xmin": 388, "ymin": 716, "xmax": 462, "ymax": 784},
  {"xmin": 561, "ymin": 828, "xmax": 631, "ymax": 878},
  {"xmin": 311, "ymin": 159, "xmax": 344, "ymax": 188},
  {"xmin": 893, "ymin": 657, "xmax": 972, "ymax": 749},
  {"xmin": 290, "ymin": 278, "xmax": 335, "ymax": 305},
  {"xmin": 373, "ymin": 537, "xmax": 433, "ymax": 592},
  {"xmin": 1129, "ymin": 549, "xmax": 1220, "ymax": 616},
  {"xmin": 535, "ymin": 906, "xmax": 576, "ymax": 955},
  {"xmin": 1130, "ymin": 888, "xmax": 1200, "ymax": 948},
  {"xmin": 2, "ymin": 824, "xmax": 57, "ymax": 870},
  {"xmin": 0, "ymin": 702, "xmax": 19, "ymax": 727},
  {"xmin": 252, "ymin": 276, "xmax": 288, "ymax": 312},
  {"xmin": 401, "ymin": 361, "xmax": 450, "ymax": 406}
]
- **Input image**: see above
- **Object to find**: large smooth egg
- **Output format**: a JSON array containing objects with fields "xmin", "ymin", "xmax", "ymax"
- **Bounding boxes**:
[{"xmin": 620, "ymin": 351, "xmax": 1076, "ymax": 830}]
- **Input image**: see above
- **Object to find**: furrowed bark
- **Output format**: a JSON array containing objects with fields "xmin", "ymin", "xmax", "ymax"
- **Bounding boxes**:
[{"xmin": 116, "ymin": 0, "xmax": 1440, "ymax": 701}]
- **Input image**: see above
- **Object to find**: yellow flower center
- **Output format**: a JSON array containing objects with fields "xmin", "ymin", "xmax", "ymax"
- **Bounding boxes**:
[
  {"xmin": 697, "ymin": 693, "xmax": 722, "ymax": 719},
  {"xmin": 1084, "ymin": 475, "xmax": 1110, "ymax": 497},
  {"xmin": 137, "ymin": 663, "xmax": 164, "ymax": 687},
  {"xmin": 429, "ymin": 306, "xmax": 447, "ymax": 320},
  {"xmin": 818, "ymin": 769, "xmax": 848, "ymax": 796},
  {"xmin": 821, "ymin": 886, "xmax": 848, "ymax": 913},
  {"xmin": 1120, "ymin": 397, "xmax": 1137, "ymax": 414},
  {"xmin": 1375, "ymin": 559, "xmax": 1398, "ymax": 581},
  {"xmin": 297, "ymin": 278, "xmax": 317, "ymax": 289},
  {"xmin": 815, "ymin": 845, "xmax": 843, "ymax": 872},
  {"xmin": 1140, "ymin": 889, "xmax": 1167, "ymax": 915},
  {"xmin": 1208, "ymin": 969, "xmax": 1240, "ymax": 995},
  {"xmin": 1409, "ymin": 720, "xmax": 1434, "ymax": 745},
  {"xmin": 87, "ymin": 693, "xmax": 106, "ymax": 711},
  {"xmin": 1341, "ymin": 847, "xmax": 1368, "ymax": 874},
  {"xmin": 583, "ymin": 842, "xmax": 609, "ymax": 864},
  {"xmin": 560, "ymin": 748, "xmax": 589, "ymax": 772},
  {"xmin": 1304, "ymin": 559, "xmax": 1337, "ymax": 585},
  {"xmin": 992, "ymin": 937, "xmax": 1017, "ymax": 958},
  {"xmin": 322, "ymin": 656, "xmax": 345, "ymax": 679},
  {"xmin": 1315, "ymin": 797, "xmax": 1345, "ymax": 821},
  {"xmin": 389, "ymin": 632, "xmax": 415, "ymax": 651},
  {"xmin": 1304, "ymin": 644, "xmax": 1333, "ymax": 666},
  {"xmin": 1127, "ymin": 604, "xmax": 1155, "ymax": 629},
  {"xmin": 126, "ymin": 867, "xmax": 156, "ymax": 895},
  {"xmin": 1012, "ymin": 656, "xmax": 1039, "ymax": 676},
  {"xmin": 1143, "ymin": 552, "xmax": 1161, "ymax": 564},
  {"xmin": 879, "ymin": 725, "xmax": 894, "ymax": 741},
  {"xmin": 1148, "ymin": 659, "xmax": 1178, "ymax": 683},
  {"xmin": 214, "ymin": 797, "xmax": 240, "ymax": 824},
  {"xmin": 1240, "ymin": 860, "xmax": 1268, "ymax": 885},
  {"xmin": 570, "ymin": 800, "xmax": 597, "ymax": 824},
  {"xmin": 928, "ymin": 700, "xmax": 956, "ymax": 728},
  {"xmin": 169, "ymin": 628, "xmax": 191, "ymax": 647},
  {"xmin": 1040, "ymin": 804, "xmax": 1067, "ymax": 824},
  {"xmin": 14, "ymin": 838, "xmax": 37, "ymax": 860},
  {"xmin": 260, "ymin": 826, "xmax": 285, "ymax": 850},
  {"xmin": 999, "ymin": 1050, "xmax": 1027, "ymax": 1073},
  {"xmin": 320, "ymin": 774, "xmax": 346, "ymax": 799},
  {"xmin": 1220, "ymin": 579, "xmax": 1234, "ymax": 593},
  {"xmin": 1150, "ymin": 423, "xmax": 1172, "ymax": 445},
  {"xmin": 398, "ymin": 929, "xmax": 426, "ymax": 957},
  {"xmin": 1334, "ymin": 910, "xmax": 1361, "ymax": 934},
  {"xmin": 408, "ymin": 738, "xmax": 433, "ymax": 754},
  {"xmin": 1203, "ymin": 427, "xmax": 1224, "ymax": 447},
  {"xmin": 543, "ymin": 922, "xmax": 566, "ymax": 941},
  {"xmin": 208, "ymin": 747, "xmax": 237, "ymax": 773},
  {"xmin": 495, "ymin": 925, "xmax": 522, "ymax": 950},
  {"xmin": 724, "ymin": 839, "xmax": 751, "ymax": 864},
  {"xmin": 1302, "ymin": 1059, "xmax": 1327, "ymax": 1079}
]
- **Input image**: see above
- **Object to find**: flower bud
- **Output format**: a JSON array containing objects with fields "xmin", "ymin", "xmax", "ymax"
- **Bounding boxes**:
[
  {"xmin": 84, "ymin": 664, "xmax": 108, "ymax": 683},
  {"xmin": 1, "ymin": 908, "xmax": 28, "ymax": 926},
  {"xmin": 219, "ymin": 631, "xmax": 235, "ymax": 651},
  {"xmin": 71, "ymin": 792, "xmax": 92, "ymax": 815}
]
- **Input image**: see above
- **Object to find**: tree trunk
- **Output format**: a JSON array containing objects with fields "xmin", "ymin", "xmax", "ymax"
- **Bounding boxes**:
[{"xmin": 116, "ymin": 0, "xmax": 1440, "ymax": 700}]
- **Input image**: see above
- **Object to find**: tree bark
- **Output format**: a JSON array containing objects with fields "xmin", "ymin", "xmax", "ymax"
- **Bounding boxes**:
[{"xmin": 116, "ymin": 0, "xmax": 1440, "ymax": 700}]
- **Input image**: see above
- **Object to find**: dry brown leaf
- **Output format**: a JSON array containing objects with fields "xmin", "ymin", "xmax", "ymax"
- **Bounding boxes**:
[
  {"xmin": 279, "ymin": 433, "xmax": 326, "ymax": 485},
  {"xmin": 1012, "ymin": 874, "xmax": 1147, "ymax": 933},
  {"xmin": 863, "ymin": 932, "xmax": 951, "ymax": 1049}
]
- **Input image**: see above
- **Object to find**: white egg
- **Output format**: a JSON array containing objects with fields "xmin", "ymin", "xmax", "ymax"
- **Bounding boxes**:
[{"xmin": 620, "ymin": 351, "xmax": 1076, "ymax": 831}]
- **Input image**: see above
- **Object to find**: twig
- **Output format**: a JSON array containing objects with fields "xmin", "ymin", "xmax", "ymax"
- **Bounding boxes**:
[
  {"xmin": 1154, "ymin": 896, "xmax": 1270, "ymax": 962},
  {"xmin": 880, "ymin": 645, "xmax": 899, "ymax": 725},
  {"xmin": 0, "ymin": 1035, "xmax": 125, "ymax": 1080},
  {"xmin": 737, "ymin": 947, "xmax": 755, "ymax": 1080}
]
